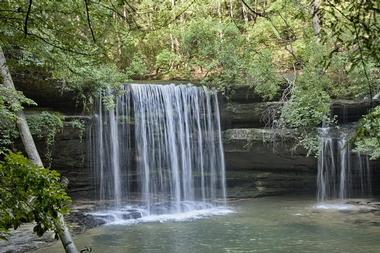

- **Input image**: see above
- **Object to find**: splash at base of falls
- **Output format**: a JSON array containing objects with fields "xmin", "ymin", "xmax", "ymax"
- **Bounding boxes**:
[
  {"xmin": 314, "ymin": 202, "xmax": 361, "ymax": 210},
  {"xmin": 313, "ymin": 198, "xmax": 377, "ymax": 211},
  {"xmin": 89, "ymin": 201, "xmax": 233, "ymax": 225},
  {"xmin": 89, "ymin": 83, "xmax": 227, "ymax": 221}
]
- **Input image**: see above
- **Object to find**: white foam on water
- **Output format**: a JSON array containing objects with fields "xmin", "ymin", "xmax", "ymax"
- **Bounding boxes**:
[
  {"xmin": 314, "ymin": 203, "xmax": 356, "ymax": 210},
  {"xmin": 127, "ymin": 207, "xmax": 234, "ymax": 224},
  {"xmin": 313, "ymin": 201, "xmax": 373, "ymax": 211}
]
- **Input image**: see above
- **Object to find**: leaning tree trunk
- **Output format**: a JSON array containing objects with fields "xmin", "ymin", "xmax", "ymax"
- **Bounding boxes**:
[
  {"xmin": 0, "ymin": 46, "xmax": 79, "ymax": 253},
  {"xmin": 0, "ymin": 49, "xmax": 42, "ymax": 166}
]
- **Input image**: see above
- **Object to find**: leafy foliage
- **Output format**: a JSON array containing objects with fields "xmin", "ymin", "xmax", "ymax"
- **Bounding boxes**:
[
  {"xmin": 247, "ymin": 50, "xmax": 282, "ymax": 100},
  {"xmin": 1, "ymin": 0, "xmax": 130, "ymax": 108},
  {"xmin": 353, "ymin": 106, "xmax": 380, "ymax": 160},
  {"xmin": 320, "ymin": 0, "xmax": 380, "ymax": 66},
  {"xmin": 281, "ymin": 73, "xmax": 331, "ymax": 129},
  {"xmin": 327, "ymin": 54, "xmax": 380, "ymax": 99},
  {"xmin": 69, "ymin": 119, "xmax": 86, "ymax": 143},
  {"xmin": 280, "ymin": 80, "xmax": 331, "ymax": 154},
  {"xmin": 0, "ymin": 86, "xmax": 36, "ymax": 154},
  {"xmin": 27, "ymin": 112, "xmax": 64, "ymax": 167},
  {"xmin": 0, "ymin": 152, "xmax": 71, "ymax": 240},
  {"xmin": 278, "ymin": 41, "xmax": 333, "ymax": 154}
]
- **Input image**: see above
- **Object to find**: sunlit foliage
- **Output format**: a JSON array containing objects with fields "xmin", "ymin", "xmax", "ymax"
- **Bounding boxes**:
[{"xmin": 0, "ymin": 152, "xmax": 71, "ymax": 240}]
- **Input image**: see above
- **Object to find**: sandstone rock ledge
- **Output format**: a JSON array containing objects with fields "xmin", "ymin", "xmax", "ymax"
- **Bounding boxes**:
[{"xmin": 223, "ymin": 128, "xmax": 317, "ymax": 198}]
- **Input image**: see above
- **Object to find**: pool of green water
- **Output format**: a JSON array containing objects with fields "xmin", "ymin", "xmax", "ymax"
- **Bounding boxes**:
[{"xmin": 35, "ymin": 196, "xmax": 380, "ymax": 253}]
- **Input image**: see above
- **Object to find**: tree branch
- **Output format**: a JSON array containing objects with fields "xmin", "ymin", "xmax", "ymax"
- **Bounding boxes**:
[
  {"xmin": 24, "ymin": 0, "xmax": 33, "ymax": 36},
  {"xmin": 240, "ymin": 0, "xmax": 265, "ymax": 18},
  {"xmin": 26, "ymin": 32, "xmax": 94, "ymax": 56},
  {"xmin": 172, "ymin": 0, "xmax": 195, "ymax": 21},
  {"xmin": 84, "ymin": 0, "xmax": 96, "ymax": 43}
]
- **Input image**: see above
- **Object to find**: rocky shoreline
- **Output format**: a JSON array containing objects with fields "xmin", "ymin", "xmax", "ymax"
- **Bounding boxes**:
[{"xmin": 0, "ymin": 201, "xmax": 103, "ymax": 253}]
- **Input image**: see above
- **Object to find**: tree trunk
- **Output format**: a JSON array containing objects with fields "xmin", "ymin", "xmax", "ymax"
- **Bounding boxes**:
[
  {"xmin": 311, "ymin": 0, "xmax": 321, "ymax": 40},
  {"xmin": 0, "ymin": 46, "xmax": 79, "ymax": 253},
  {"xmin": 0, "ymin": 50, "xmax": 43, "ymax": 166},
  {"xmin": 55, "ymin": 213, "xmax": 79, "ymax": 253}
]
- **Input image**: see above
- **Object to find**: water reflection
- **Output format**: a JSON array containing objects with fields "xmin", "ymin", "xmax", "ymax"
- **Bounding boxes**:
[{"xmin": 35, "ymin": 196, "xmax": 380, "ymax": 253}]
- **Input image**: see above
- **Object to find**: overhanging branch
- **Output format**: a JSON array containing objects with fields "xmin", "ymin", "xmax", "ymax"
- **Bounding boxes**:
[
  {"xmin": 24, "ymin": 0, "xmax": 33, "ymax": 36},
  {"xmin": 84, "ymin": 0, "xmax": 96, "ymax": 43},
  {"xmin": 26, "ymin": 32, "xmax": 95, "ymax": 56},
  {"xmin": 240, "ymin": 0, "xmax": 265, "ymax": 18}
]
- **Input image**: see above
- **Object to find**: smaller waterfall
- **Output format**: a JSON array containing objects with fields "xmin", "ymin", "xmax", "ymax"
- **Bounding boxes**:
[{"xmin": 317, "ymin": 127, "xmax": 372, "ymax": 202}]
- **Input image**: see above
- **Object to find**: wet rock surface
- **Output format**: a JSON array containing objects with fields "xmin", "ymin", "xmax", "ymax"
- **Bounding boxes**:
[
  {"xmin": 338, "ymin": 199, "xmax": 380, "ymax": 226},
  {"xmin": 66, "ymin": 203, "xmax": 107, "ymax": 234},
  {"xmin": 0, "ymin": 201, "xmax": 144, "ymax": 253},
  {"xmin": 0, "ymin": 224, "xmax": 56, "ymax": 253},
  {"xmin": 67, "ymin": 201, "xmax": 147, "ymax": 227}
]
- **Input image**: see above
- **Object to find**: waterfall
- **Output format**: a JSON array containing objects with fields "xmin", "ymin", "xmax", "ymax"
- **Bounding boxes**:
[
  {"xmin": 317, "ymin": 127, "xmax": 372, "ymax": 202},
  {"xmin": 90, "ymin": 83, "xmax": 227, "ymax": 216}
]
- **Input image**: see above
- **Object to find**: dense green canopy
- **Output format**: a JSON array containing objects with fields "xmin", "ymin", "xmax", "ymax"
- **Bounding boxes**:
[{"xmin": 0, "ymin": 0, "xmax": 379, "ymax": 154}]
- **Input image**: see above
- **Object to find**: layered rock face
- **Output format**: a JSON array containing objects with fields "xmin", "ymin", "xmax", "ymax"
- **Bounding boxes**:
[
  {"xmin": 30, "ymin": 116, "xmax": 94, "ymax": 199},
  {"xmin": 223, "ymin": 128, "xmax": 317, "ymax": 198},
  {"xmin": 221, "ymin": 87, "xmax": 317, "ymax": 198},
  {"xmin": 17, "ymin": 84, "xmax": 379, "ymax": 200},
  {"xmin": 221, "ymin": 87, "xmax": 380, "ymax": 198}
]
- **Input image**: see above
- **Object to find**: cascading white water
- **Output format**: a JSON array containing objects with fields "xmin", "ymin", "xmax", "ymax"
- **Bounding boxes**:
[
  {"xmin": 317, "ymin": 127, "xmax": 372, "ymax": 202},
  {"xmin": 90, "ymin": 83, "xmax": 227, "ymax": 218}
]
